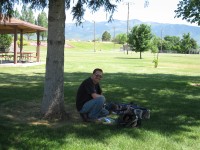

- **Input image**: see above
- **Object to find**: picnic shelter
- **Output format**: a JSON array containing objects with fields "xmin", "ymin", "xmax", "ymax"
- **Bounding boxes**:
[{"xmin": 0, "ymin": 16, "xmax": 47, "ymax": 64}]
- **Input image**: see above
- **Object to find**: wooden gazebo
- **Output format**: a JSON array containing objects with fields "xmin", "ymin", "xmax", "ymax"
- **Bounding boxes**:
[{"xmin": 0, "ymin": 16, "xmax": 47, "ymax": 64}]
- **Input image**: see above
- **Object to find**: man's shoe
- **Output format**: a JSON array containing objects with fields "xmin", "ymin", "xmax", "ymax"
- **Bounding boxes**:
[{"xmin": 80, "ymin": 113, "xmax": 88, "ymax": 122}]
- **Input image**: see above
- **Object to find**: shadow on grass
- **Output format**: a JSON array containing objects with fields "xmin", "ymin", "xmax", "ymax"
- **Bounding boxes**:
[{"xmin": 0, "ymin": 72, "xmax": 200, "ymax": 149}]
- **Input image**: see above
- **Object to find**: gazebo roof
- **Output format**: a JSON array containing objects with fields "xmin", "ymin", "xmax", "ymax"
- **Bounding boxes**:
[{"xmin": 0, "ymin": 17, "xmax": 47, "ymax": 34}]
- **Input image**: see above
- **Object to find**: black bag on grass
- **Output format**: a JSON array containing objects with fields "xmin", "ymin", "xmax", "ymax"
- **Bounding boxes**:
[{"xmin": 105, "ymin": 102, "xmax": 150, "ymax": 127}]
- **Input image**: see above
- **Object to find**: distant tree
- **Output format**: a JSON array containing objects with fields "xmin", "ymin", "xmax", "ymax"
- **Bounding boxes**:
[
  {"xmin": 150, "ymin": 35, "xmax": 159, "ymax": 53},
  {"xmin": 20, "ymin": 5, "xmax": 35, "ymax": 24},
  {"xmin": 161, "ymin": 40, "xmax": 171, "ymax": 51},
  {"xmin": 115, "ymin": 33, "xmax": 127, "ymax": 44},
  {"xmin": 190, "ymin": 38, "xmax": 198, "ymax": 50},
  {"xmin": 20, "ymin": 5, "xmax": 27, "ymax": 21},
  {"xmin": 20, "ymin": 5, "xmax": 35, "ymax": 40},
  {"xmin": 175, "ymin": 0, "xmax": 200, "ymax": 25},
  {"xmin": 37, "ymin": 11, "xmax": 48, "ymax": 40},
  {"xmin": 154, "ymin": 36, "xmax": 164, "ymax": 52},
  {"xmin": 128, "ymin": 24, "xmax": 153, "ymax": 59},
  {"xmin": 13, "ymin": 9, "xmax": 20, "ymax": 19},
  {"xmin": 171, "ymin": 36, "xmax": 181, "ymax": 52},
  {"xmin": 102, "ymin": 31, "xmax": 111, "ymax": 41},
  {"xmin": 180, "ymin": 33, "xmax": 194, "ymax": 53},
  {"xmin": 164, "ymin": 36, "xmax": 181, "ymax": 52}
]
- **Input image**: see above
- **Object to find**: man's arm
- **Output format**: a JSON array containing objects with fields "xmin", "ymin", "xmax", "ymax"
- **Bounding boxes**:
[{"xmin": 91, "ymin": 93, "xmax": 103, "ymax": 99}]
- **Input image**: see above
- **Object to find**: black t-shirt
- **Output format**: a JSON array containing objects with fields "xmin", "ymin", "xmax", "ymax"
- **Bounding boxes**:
[{"xmin": 76, "ymin": 77, "xmax": 102, "ymax": 111}]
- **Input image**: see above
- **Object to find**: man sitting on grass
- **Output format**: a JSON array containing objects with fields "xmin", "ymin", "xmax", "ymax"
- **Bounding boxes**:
[{"xmin": 76, "ymin": 68, "xmax": 109, "ymax": 122}]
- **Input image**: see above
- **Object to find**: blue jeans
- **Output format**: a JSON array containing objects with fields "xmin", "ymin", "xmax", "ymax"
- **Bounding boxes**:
[{"xmin": 79, "ymin": 96, "xmax": 109, "ymax": 119}]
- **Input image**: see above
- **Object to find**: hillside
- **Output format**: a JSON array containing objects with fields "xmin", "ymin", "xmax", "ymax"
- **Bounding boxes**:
[{"xmin": 65, "ymin": 19, "xmax": 200, "ymax": 44}]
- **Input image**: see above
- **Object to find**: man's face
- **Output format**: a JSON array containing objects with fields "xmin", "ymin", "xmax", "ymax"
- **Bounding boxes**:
[{"xmin": 92, "ymin": 70, "xmax": 103, "ymax": 84}]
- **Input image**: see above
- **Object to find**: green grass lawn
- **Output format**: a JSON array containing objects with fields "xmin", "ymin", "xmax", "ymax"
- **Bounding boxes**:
[{"xmin": 0, "ymin": 42, "xmax": 200, "ymax": 150}]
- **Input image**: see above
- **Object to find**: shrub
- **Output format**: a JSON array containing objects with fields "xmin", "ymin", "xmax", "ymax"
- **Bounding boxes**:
[
  {"xmin": 17, "ymin": 36, "xmax": 30, "ymax": 47},
  {"xmin": 17, "ymin": 40, "xmax": 30, "ymax": 46},
  {"xmin": 0, "ymin": 34, "xmax": 12, "ymax": 52}
]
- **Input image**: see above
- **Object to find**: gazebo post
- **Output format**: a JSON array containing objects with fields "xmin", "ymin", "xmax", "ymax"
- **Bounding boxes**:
[
  {"xmin": 36, "ymin": 31, "xmax": 40, "ymax": 62},
  {"xmin": 20, "ymin": 30, "xmax": 23, "ymax": 52},
  {"xmin": 14, "ymin": 27, "xmax": 17, "ymax": 64},
  {"xmin": 20, "ymin": 30, "xmax": 23, "ymax": 61}
]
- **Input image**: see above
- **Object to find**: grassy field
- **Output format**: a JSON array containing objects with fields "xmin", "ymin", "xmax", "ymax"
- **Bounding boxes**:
[{"xmin": 0, "ymin": 41, "xmax": 200, "ymax": 150}]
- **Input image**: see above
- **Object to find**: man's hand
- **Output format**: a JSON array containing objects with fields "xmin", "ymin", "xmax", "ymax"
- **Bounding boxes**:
[{"xmin": 91, "ymin": 93, "xmax": 103, "ymax": 99}]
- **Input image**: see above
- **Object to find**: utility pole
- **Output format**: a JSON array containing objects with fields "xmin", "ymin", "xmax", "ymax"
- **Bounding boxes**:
[
  {"xmin": 157, "ymin": 29, "xmax": 163, "ymax": 60},
  {"xmin": 93, "ymin": 20, "xmax": 96, "ymax": 52},
  {"xmin": 126, "ymin": 2, "xmax": 130, "ymax": 55},
  {"xmin": 127, "ymin": 2, "xmax": 129, "ymax": 39},
  {"xmin": 124, "ymin": 1, "xmax": 134, "ymax": 55},
  {"xmin": 160, "ymin": 29, "xmax": 163, "ymax": 54},
  {"xmin": 113, "ymin": 26, "xmax": 115, "ymax": 50}
]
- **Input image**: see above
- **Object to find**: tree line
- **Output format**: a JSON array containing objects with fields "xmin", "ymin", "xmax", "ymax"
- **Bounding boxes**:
[
  {"xmin": 13, "ymin": 5, "xmax": 48, "ymax": 41},
  {"xmin": 101, "ymin": 24, "xmax": 199, "ymax": 57},
  {"xmin": 12, "ymin": 5, "xmax": 200, "ymax": 56}
]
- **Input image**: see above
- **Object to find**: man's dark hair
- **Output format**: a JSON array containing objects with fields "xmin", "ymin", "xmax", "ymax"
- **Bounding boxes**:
[{"xmin": 93, "ymin": 68, "xmax": 103, "ymax": 74}]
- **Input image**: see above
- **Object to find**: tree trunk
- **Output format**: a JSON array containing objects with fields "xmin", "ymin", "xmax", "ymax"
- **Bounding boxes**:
[
  {"xmin": 41, "ymin": 0, "xmax": 66, "ymax": 120},
  {"xmin": 140, "ymin": 51, "xmax": 142, "ymax": 59}
]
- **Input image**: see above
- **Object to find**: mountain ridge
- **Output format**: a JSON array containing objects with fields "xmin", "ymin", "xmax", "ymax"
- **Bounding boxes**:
[{"xmin": 65, "ymin": 19, "xmax": 200, "ymax": 44}]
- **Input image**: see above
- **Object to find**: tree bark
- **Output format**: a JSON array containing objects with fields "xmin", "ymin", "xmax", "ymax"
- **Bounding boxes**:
[{"xmin": 41, "ymin": 0, "xmax": 66, "ymax": 120}]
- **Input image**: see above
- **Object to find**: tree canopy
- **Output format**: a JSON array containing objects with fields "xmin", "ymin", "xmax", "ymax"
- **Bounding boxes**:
[
  {"xmin": 0, "ymin": 0, "xmax": 121, "ymax": 24},
  {"xmin": 20, "ymin": 5, "xmax": 35, "ymax": 40},
  {"xmin": 37, "ymin": 11, "xmax": 48, "ymax": 40},
  {"xmin": 175, "ymin": 0, "xmax": 200, "ymax": 25},
  {"xmin": 115, "ymin": 33, "xmax": 127, "ymax": 44},
  {"xmin": 128, "ymin": 24, "xmax": 153, "ymax": 59},
  {"xmin": 102, "ymin": 31, "xmax": 111, "ymax": 41}
]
